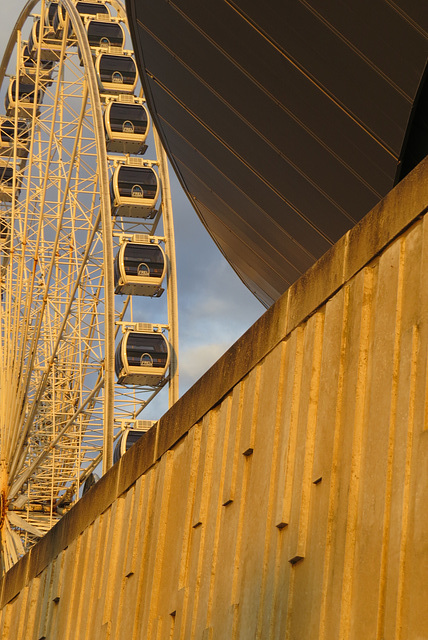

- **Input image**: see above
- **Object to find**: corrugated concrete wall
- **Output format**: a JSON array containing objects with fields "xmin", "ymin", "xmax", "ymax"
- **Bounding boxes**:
[{"xmin": 1, "ymin": 158, "xmax": 428, "ymax": 639}]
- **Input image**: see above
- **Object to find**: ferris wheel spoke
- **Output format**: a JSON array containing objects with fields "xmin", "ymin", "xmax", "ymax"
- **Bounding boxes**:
[
  {"xmin": 9, "ymin": 376, "xmax": 104, "ymax": 500},
  {"xmin": 13, "ymin": 82, "xmax": 91, "ymax": 392},
  {"xmin": 5, "ymin": 28, "xmax": 70, "ymax": 410},
  {"xmin": 7, "ymin": 511, "xmax": 43, "ymax": 537},
  {"xmin": 2, "ymin": 522, "xmax": 23, "ymax": 568},
  {"xmin": 9, "ymin": 296, "xmax": 106, "ymax": 483},
  {"xmin": 9, "ymin": 20, "xmax": 70, "ymax": 354}
]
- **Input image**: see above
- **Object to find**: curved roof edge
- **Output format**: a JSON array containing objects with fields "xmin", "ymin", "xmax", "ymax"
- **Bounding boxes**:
[{"xmin": 126, "ymin": 0, "xmax": 428, "ymax": 307}]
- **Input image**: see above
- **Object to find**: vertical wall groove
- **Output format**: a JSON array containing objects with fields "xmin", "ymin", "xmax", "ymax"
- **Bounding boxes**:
[
  {"xmin": 146, "ymin": 452, "xmax": 175, "ymax": 640},
  {"xmin": 256, "ymin": 341, "xmax": 288, "ymax": 640},
  {"xmin": 276, "ymin": 325, "xmax": 306, "ymax": 529},
  {"xmin": 132, "ymin": 470, "xmax": 156, "ymax": 640},
  {"xmin": 376, "ymin": 238, "xmax": 406, "ymax": 639},
  {"xmin": 318, "ymin": 286, "xmax": 350, "ymax": 640},
  {"xmin": 178, "ymin": 423, "xmax": 202, "ymax": 592},
  {"xmin": 292, "ymin": 312, "xmax": 325, "ymax": 565},
  {"xmin": 339, "ymin": 266, "xmax": 376, "ymax": 640},
  {"xmin": 205, "ymin": 394, "xmax": 233, "ymax": 630},
  {"xmin": 395, "ymin": 325, "xmax": 419, "ymax": 639},
  {"xmin": 188, "ymin": 410, "xmax": 219, "ymax": 639},
  {"xmin": 231, "ymin": 367, "xmax": 263, "ymax": 637}
]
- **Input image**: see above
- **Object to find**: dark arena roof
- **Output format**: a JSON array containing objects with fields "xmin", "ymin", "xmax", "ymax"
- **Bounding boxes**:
[{"xmin": 126, "ymin": 0, "xmax": 428, "ymax": 306}]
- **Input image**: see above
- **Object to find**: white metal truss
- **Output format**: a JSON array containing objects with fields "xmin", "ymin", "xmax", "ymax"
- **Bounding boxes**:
[{"xmin": 0, "ymin": 0, "xmax": 179, "ymax": 574}]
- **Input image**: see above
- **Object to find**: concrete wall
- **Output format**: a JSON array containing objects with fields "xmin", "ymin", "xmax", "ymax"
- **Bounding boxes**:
[{"xmin": 1, "ymin": 158, "xmax": 428, "ymax": 639}]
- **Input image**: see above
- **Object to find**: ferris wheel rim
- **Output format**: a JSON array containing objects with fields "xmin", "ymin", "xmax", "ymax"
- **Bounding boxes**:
[{"xmin": 0, "ymin": 2, "xmax": 39, "ymax": 91}]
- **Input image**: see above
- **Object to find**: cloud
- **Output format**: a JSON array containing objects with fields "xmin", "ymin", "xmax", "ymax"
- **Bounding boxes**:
[{"xmin": 179, "ymin": 341, "xmax": 231, "ymax": 384}]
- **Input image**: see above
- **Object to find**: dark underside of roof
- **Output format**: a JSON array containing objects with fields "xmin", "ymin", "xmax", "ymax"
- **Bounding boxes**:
[{"xmin": 126, "ymin": 0, "xmax": 428, "ymax": 307}]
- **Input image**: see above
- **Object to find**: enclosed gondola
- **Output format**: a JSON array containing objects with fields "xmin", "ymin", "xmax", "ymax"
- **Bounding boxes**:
[
  {"xmin": 0, "ymin": 161, "xmax": 20, "ymax": 202},
  {"xmin": 46, "ymin": 2, "xmax": 60, "ymax": 29},
  {"xmin": 114, "ymin": 239, "xmax": 166, "ymax": 296},
  {"xmin": 110, "ymin": 164, "xmax": 159, "ymax": 218},
  {"xmin": 5, "ymin": 78, "xmax": 43, "ymax": 118},
  {"xmin": 54, "ymin": 1, "xmax": 110, "ymax": 34},
  {"xmin": 52, "ymin": 5, "xmax": 70, "ymax": 36},
  {"xmin": 95, "ymin": 52, "xmax": 137, "ymax": 94},
  {"xmin": 86, "ymin": 19, "xmax": 125, "ymax": 50},
  {"xmin": 74, "ymin": 0, "xmax": 111, "ymax": 19},
  {"xmin": 21, "ymin": 44, "xmax": 54, "ymax": 84},
  {"xmin": 82, "ymin": 472, "xmax": 100, "ymax": 495},
  {"xmin": 113, "ymin": 427, "xmax": 154, "ymax": 464},
  {"xmin": 115, "ymin": 329, "xmax": 170, "ymax": 386},
  {"xmin": 28, "ymin": 18, "xmax": 64, "ymax": 61},
  {"xmin": 0, "ymin": 118, "xmax": 30, "ymax": 158},
  {"xmin": 104, "ymin": 100, "xmax": 149, "ymax": 154}
]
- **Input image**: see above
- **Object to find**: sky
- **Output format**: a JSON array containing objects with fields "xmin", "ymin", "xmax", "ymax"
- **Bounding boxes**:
[{"xmin": 0, "ymin": 2, "xmax": 265, "ymax": 419}]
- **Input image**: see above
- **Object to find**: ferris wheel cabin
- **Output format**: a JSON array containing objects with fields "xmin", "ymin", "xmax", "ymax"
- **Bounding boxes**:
[
  {"xmin": 104, "ymin": 100, "xmax": 149, "ymax": 154},
  {"xmin": 86, "ymin": 20, "xmax": 125, "ymax": 50},
  {"xmin": 52, "ymin": 5, "xmax": 71, "ymax": 36},
  {"xmin": 54, "ymin": 1, "xmax": 111, "ymax": 35},
  {"xmin": 82, "ymin": 472, "xmax": 100, "ymax": 496},
  {"xmin": 115, "ymin": 330, "xmax": 170, "ymax": 386},
  {"xmin": 28, "ymin": 18, "xmax": 65, "ymax": 61},
  {"xmin": 113, "ymin": 424, "xmax": 154, "ymax": 464},
  {"xmin": 0, "ymin": 118, "xmax": 30, "ymax": 158},
  {"xmin": 21, "ymin": 44, "xmax": 54, "ymax": 84},
  {"xmin": 45, "ymin": 2, "xmax": 59, "ymax": 29},
  {"xmin": 113, "ymin": 429, "xmax": 144, "ymax": 464},
  {"xmin": 114, "ymin": 240, "xmax": 166, "ymax": 296},
  {"xmin": 75, "ymin": 1, "xmax": 111, "ymax": 19},
  {"xmin": 95, "ymin": 53, "xmax": 137, "ymax": 94},
  {"xmin": 5, "ymin": 79, "xmax": 43, "ymax": 118},
  {"xmin": 110, "ymin": 165, "xmax": 159, "ymax": 218}
]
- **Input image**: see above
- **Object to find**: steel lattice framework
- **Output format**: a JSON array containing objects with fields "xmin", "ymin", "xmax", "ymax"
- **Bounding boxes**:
[{"xmin": 0, "ymin": 0, "xmax": 178, "ymax": 573}]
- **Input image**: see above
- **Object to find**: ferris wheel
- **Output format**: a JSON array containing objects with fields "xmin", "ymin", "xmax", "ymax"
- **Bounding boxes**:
[{"xmin": 0, "ymin": 0, "xmax": 178, "ymax": 573}]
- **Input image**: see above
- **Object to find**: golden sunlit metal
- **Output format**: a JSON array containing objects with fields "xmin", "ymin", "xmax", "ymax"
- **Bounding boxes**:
[{"xmin": 0, "ymin": 0, "xmax": 178, "ymax": 574}]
